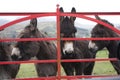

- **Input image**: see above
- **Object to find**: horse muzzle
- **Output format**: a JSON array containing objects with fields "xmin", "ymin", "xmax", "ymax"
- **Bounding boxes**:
[
  {"xmin": 88, "ymin": 41, "xmax": 98, "ymax": 53},
  {"xmin": 64, "ymin": 49, "xmax": 74, "ymax": 54},
  {"xmin": 11, "ymin": 47, "xmax": 22, "ymax": 60},
  {"xmin": 11, "ymin": 54, "xmax": 21, "ymax": 60},
  {"xmin": 63, "ymin": 41, "xmax": 74, "ymax": 54}
]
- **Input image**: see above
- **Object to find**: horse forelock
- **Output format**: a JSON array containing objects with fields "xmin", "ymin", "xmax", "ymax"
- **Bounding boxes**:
[
  {"xmin": 61, "ymin": 17, "xmax": 74, "ymax": 25},
  {"xmin": 102, "ymin": 19, "xmax": 114, "ymax": 27},
  {"xmin": 60, "ymin": 17, "xmax": 76, "ymax": 35}
]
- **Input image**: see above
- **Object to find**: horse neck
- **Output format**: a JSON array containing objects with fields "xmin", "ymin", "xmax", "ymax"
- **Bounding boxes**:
[
  {"xmin": 106, "ymin": 40, "xmax": 119, "ymax": 57},
  {"xmin": 105, "ymin": 31, "xmax": 120, "ymax": 57}
]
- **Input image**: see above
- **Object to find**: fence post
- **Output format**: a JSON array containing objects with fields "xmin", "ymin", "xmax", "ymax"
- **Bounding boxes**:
[{"xmin": 56, "ymin": 4, "xmax": 61, "ymax": 80}]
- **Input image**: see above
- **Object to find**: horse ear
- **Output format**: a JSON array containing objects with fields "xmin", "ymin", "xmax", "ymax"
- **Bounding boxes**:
[
  {"xmin": 95, "ymin": 15, "xmax": 101, "ymax": 20},
  {"xmin": 60, "ymin": 7, "xmax": 64, "ymax": 13},
  {"xmin": 30, "ymin": 18, "xmax": 37, "ymax": 31},
  {"xmin": 70, "ymin": 7, "xmax": 76, "ymax": 21},
  {"xmin": 60, "ymin": 7, "xmax": 64, "ymax": 21}
]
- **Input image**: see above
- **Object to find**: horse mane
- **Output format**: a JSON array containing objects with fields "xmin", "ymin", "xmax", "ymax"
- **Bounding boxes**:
[
  {"xmin": 102, "ymin": 19, "xmax": 114, "ymax": 27},
  {"xmin": 95, "ymin": 19, "xmax": 119, "ymax": 37}
]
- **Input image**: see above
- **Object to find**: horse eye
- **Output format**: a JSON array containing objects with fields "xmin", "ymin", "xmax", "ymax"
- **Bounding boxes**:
[{"xmin": 60, "ymin": 33, "xmax": 64, "ymax": 37}]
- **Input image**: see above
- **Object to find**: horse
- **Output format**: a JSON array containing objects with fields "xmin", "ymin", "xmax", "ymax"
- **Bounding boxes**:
[
  {"xmin": 11, "ymin": 18, "xmax": 57, "ymax": 77},
  {"xmin": 0, "ymin": 42, "xmax": 20, "ymax": 79},
  {"xmin": 60, "ymin": 7, "xmax": 96, "ymax": 76},
  {"xmin": 118, "ymin": 43, "xmax": 120, "ymax": 60},
  {"xmin": 88, "ymin": 15, "xmax": 120, "ymax": 74}
]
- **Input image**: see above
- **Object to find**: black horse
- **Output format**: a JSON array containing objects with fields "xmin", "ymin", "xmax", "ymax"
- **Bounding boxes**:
[
  {"xmin": 11, "ymin": 18, "xmax": 57, "ymax": 77},
  {"xmin": 88, "ymin": 15, "xmax": 120, "ymax": 74},
  {"xmin": 118, "ymin": 43, "xmax": 120, "ymax": 60},
  {"xmin": 60, "ymin": 7, "xmax": 96, "ymax": 76},
  {"xmin": 0, "ymin": 42, "xmax": 20, "ymax": 79}
]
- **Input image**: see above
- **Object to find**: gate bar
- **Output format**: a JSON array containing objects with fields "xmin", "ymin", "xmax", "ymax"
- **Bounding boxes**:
[{"xmin": 56, "ymin": 4, "xmax": 61, "ymax": 80}]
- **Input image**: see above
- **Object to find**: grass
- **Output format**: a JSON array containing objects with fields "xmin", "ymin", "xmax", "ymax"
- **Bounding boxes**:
[
  {"xmin": 16, "ymin": 63, "xmax": 37, "ymax": 78},
  {"xmin": 16, "ymin": 49, "xmax": 117, "ymax": 78},
  {"xmin": 93, "ymin": 49, "xmax": 117, "ymax": 75}
]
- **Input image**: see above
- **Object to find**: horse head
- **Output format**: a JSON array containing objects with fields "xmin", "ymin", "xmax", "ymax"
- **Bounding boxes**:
[
  {"xmin": 88, "ymin": 15, "xmax": 117, "ymax": 52},
  {"xmin": 60, "ymin": 7, "xmax": 77, "ymax": 55},
  {"xmin": 11, "ymin": 18, "xmax": 40, "ymax": 60}
]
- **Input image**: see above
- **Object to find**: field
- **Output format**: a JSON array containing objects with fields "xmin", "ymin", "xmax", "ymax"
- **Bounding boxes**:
[
  {"xmin": 16, "ymin": 49, "xmax": 117, "ymax": 78},
  {"xmin": 93, "ymin": 49, "xmax": 117, "ymax": 75}
]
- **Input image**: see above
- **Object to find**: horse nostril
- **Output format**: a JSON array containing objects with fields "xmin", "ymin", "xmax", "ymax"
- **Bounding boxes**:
[
  {"xmin": 89, "ymin": 48, "xmax": 93, "ymax": 52},
  {"xmin": 11, "ymin": 55, "xmax": 19, "ymax": 60},
  {"xmin": 65, "ymin": 51, "xmax": 67, "ymax": 54},
  {"xmin": 89, "ymin": 48, "xmax": 97, "ymax": 53},
  {"xmin": 65, "ymin": 50, "xmax": 74, "ymax": 54}
]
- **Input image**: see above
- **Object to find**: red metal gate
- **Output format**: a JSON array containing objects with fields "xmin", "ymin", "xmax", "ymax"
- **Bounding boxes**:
[{"xmin": 0, "ymin": 4, "xmax": 120, "ymax": 80}]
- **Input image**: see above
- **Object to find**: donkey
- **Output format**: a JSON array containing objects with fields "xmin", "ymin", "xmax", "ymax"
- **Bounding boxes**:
[
  {"xmin": 0, "ymin": 42, "xmax": 20, "ymax": 79},
  {"xmin": 60, "ymin": 7, "xmax": 96, "ymax": 76},
  {"xmin": 118, "ymin": 43, "xmax": 120, "ymax": 60},
  {"xmin": 11, "ymin": 18, "xmax": 57, "ymax": 77},
  {"xmin": 88, "ymin": 15, "xmax": 120, "ymax": 74}
]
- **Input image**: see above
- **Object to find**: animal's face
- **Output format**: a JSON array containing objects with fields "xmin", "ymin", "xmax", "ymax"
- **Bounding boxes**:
[
  {"xmin": 11, "ymin": 18, "xmax": 40, "ymax": 60},
  {"xmin": 60, "ymin": 17, "xmax": 76, "ymax": 37},
  {"xmin": 88, "ymin": 16, "xmax": 113, "ymax": 52},
  {"xmin": 60, "ymin": 7, "xmax": 77, "ymax": 55}
]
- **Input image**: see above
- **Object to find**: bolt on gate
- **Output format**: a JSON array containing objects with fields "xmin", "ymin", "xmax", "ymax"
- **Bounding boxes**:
[{"xmin": 0, "ymin": 5, "xmax": 120, "ymax": 80}]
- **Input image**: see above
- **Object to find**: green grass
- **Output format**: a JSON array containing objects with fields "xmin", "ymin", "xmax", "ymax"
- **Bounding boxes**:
[
  {"xmin": 93, "ymin": 49, "xmax": 117, "ymax": 75},
  {"xmin": 16, "ymin": 49, "xmax": 117, "ymax": 78},
  {"xmin": 16, "ymin": 64, "xmax": 37, "ymax": 78}
]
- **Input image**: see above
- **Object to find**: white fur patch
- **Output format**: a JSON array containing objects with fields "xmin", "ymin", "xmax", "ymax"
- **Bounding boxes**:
[
  {"xmin": 88, "ymin": 41, "xmax": 98, "ymax": 49},
  {"xmin": 11, "ymin": 47, "xmax": 21, "ymax": 58},
  {"xmin": 63, "ymin": 42, "xmax": 74, "ymax": 54}
]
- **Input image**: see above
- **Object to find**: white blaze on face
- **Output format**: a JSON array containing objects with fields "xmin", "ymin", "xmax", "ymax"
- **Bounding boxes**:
[
  {"xmin": 88, "ymin": 41, "xmax": 98, "ymax": 50},
  {"xmin": 11, "ymin": 47, "xmax": 21, "ymax": 58},
  {"xmin": 63, "ymin": 41, "xmax": 74, "ymax": 54}
]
